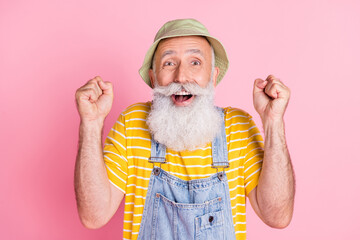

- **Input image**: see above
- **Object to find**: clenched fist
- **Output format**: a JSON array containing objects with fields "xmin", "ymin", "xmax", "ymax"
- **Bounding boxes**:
[
  {"xmin": 253, "ymin": 75, "xmax": 290, "ymax": 123},
  {"xmin": 75, "ymin": 76, "xmax": 113, "ymax": 123}
]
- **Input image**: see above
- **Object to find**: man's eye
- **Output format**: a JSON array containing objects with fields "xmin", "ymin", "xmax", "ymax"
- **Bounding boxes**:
[
  {"xmin": 164, "ymin": 62, "xmax": 174, "ymax": 66},
  {"xmin": 192, "ymin": 60, "xmax": 201, "ymax": 65}
]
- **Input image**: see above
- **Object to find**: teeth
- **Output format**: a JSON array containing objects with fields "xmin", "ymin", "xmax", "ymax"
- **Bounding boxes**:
[{"xmin": 175, "ymin": 90, "xmax": 191, "ymax": 95}]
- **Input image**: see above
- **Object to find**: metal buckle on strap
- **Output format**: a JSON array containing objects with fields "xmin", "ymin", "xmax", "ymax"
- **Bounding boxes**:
[
  {"xmin": 149, "ymin": 157, "xmax": 167, "ymax": 176},
  {"xmin": 211, "ymin": 162, "xmax": 229, "ymax": 180},
  {"xmin": 148, "ymin": 157, "xmax": 167, "ymax": 163}
]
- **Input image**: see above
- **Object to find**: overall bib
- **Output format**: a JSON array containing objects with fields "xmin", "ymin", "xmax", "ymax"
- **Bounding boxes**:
[{"xmin": 137, "ymin": 108, "xmax": 236, "ymax": 240}]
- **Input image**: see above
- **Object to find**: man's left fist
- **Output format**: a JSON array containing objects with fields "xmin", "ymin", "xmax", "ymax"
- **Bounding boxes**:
[{"xmin": 253, "ymin": 75, "xmax": 291, "ymax": 122}]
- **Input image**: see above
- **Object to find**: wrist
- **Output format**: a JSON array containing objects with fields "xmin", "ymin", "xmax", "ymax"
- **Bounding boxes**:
[
  {"xmin": 261, "ymin": 116, "xmax": 285, "ymax": 135},
  {"xmin": 80, "ymin": 118, "xmax": 105, "ymax": 132},
  {"xmin": 261, "ymin": 118, "xmax": 287, "ymax": 149},
  {"xmin": 261, "ymin": 117, "xmax": 284, "ymax": 129}
]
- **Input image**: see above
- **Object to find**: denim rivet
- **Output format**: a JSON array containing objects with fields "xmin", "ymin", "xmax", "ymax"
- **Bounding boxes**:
[
  {"xmin": 154, "ymin": 168, "xmax": 160, "ymax": 176},
  {"xmin": 209, "ymin": 216, "xmax": 214, "ymax": 222},
  {"xmin": 218, "ymin": 197, "xmax": 222, "ymax": 201},
  {"xmin": 218, "ymin": 172, "xmax": 224, "ymax": 180},
  {"xmin": 156, "ymin": 193, "xmax": 160, "ymax": 198}
]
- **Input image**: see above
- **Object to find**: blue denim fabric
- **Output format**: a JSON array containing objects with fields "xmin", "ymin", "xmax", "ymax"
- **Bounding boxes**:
[{"xmin": 138, "ymin": 108, "xmax": 236, "ymax": 240}]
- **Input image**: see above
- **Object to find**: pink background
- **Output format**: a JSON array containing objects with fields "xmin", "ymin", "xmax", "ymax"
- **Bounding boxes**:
[{"xmin": 1, "ymin": 0, "xmax": 359, "ymax": 239}]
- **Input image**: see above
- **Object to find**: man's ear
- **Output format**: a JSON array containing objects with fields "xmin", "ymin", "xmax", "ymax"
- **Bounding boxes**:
[
  {"xmin": 212, "ymin": 67, "xmax": 220, "ymax": 87},
  {"xmin": 149, "ymin": 69, "xmax": 155, "ymax": 88}
]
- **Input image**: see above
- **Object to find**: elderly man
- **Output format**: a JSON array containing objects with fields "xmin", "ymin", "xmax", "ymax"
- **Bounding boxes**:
[{"xmin": 74, "ymin": 19, "xmax": 295, "ymax": 240}]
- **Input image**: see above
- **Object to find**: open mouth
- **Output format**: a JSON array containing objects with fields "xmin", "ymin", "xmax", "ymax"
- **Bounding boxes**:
[{"xmin": 171, "ymin": 89, "xmax": 194, "ymax": 105}]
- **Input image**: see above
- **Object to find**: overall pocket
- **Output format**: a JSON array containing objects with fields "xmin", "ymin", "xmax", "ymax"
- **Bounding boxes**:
[
  {"xmin": 151, "ymin": 193, "xmax": 224, "ymax": 240},
  {"xmin": 195, "ymin": 210, "xmax": 225, "ymax": 240}
]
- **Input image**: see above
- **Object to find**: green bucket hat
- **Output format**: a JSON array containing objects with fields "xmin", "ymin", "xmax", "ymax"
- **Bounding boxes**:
[{"xmin": 139, "ymin": 18, "xmax": 229, "ymax": 88}]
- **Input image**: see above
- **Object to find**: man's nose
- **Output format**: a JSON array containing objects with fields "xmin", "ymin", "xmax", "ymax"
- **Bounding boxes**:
[{"xmin": 174, "ymin": 63, "xmax": 189, "ymax": 84}]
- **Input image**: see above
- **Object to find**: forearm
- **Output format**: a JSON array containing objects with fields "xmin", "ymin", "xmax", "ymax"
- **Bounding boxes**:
[
  {"xmin": 74, "ymin": 120, "xmax": 111, "ymax": 228},
  {"xmin": 256, "ymin": 119, "xmax": 295, "ymax": 228}
]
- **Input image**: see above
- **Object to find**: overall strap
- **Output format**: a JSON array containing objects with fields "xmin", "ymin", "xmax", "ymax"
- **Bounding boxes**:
[
  {"xmin": 149, "ymin": 138, "xmax": 166, "ymax": 163},
  {"xmin": 211, "ymin": 107, "xmax": 229, "ymax": 178},
  {"xmin": 149, "ymin": 137, "xmax": 166, "ymax": 176}
]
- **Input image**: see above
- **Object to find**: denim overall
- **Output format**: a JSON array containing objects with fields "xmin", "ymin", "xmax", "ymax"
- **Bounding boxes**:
[{"xmin": 138, "ymin": 108, "xmax": 236, "ymax": 240}]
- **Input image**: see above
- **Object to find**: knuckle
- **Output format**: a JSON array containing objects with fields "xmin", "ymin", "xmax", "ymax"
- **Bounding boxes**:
[
  {"xmin": 88, "ymin": 88, "xmax": 97, "ymax": 95},
  {"xmin": 94, "ymin": 76, "xmax": 102, "ymax": 81},
  {"xmin": 267, "ymin": 75, "xmax": 279, "ymax": 83},
  {"xmin": 75, "ymin": 88, "xmax": 85, "ymax": 97},
  {"xmin": 88, "ymin": 79, "xmax": 98, "ymax": 85},
  {"xmin": 75, "ymin": 90, "xmax": 80, "ymax": 98},
  {"xmin": 272, "ymin": 82, "xmax": 280, "ymax": 88},
  {"xmin": 81, "ymin": 88, "xmax": 96, "ymax": 96},
  {"xmin": 88, "ymin": 82, "xmax": 99, "ymax": 89}
]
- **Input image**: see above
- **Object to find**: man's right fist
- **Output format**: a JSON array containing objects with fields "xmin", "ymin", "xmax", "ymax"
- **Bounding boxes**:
[{"xmin": 75, "ymin": 76, "xmax": 114, "ymax": 123}]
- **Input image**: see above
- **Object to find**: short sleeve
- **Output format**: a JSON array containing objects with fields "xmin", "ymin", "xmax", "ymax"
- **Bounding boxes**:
[
  {"xmin": 103, "ymin": 113, "xmax": 128, "ymax": 194},
  {"xmin": 244, "ymin": 115, "xmax": 264, "ymax": 196}
]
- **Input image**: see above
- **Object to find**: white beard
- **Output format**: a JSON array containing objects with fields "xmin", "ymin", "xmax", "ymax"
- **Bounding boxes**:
[{"xmin": 146, "ymin": 82, "xmax": 222, "ymax": 152}]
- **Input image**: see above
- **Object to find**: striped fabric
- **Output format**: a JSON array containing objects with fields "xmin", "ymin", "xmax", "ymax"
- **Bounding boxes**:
[{"xmin": 103, "ymin": 102, "xmax": 264, "ymax": 240}]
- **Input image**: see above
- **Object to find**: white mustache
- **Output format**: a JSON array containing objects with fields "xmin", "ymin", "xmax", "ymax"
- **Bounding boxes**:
[
  {"xmin": 147, "ymin": 81, "xmax": 220, "ymax": 151},
  {"xmin": 153, "ymin": 82, "xmax": 213, "ymax": 97}
]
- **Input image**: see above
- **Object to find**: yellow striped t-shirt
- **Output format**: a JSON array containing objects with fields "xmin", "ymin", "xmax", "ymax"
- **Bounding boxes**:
[{"xmin": 103, "ymin": 102, "xmax": 264, "ymax": 240}]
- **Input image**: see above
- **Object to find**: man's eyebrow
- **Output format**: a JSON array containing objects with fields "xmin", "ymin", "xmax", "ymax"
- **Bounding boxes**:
[
  {"xmin": 160, "ymin": 50, "xmax": 176, "ymax": 60},
  {"xmin": 185, "ymin": 49, "xmax": 204, "ymax": 57}
]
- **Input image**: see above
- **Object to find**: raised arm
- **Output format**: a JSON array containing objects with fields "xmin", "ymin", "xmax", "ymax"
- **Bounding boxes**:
[
  {"xmin": 74, "ymin": 76, "xmax": 124, "ymax": 229},
  {"xmin": 248, "ymin": 75, "xmax": 295, "ymax": 228}
]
